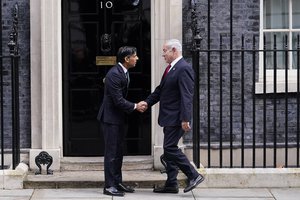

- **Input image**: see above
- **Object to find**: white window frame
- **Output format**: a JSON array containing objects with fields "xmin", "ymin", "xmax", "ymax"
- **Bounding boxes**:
[{"xmin": 257, "ymin": 0, "xmax": 300, "ymax": 93}]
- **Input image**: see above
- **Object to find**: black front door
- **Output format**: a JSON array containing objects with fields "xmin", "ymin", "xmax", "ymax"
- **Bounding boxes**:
[{"xmin": 62, "ymin": 0, "xmax": 151, "ymax": 156}]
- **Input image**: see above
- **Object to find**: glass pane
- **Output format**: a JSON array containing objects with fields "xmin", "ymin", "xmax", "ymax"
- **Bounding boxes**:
[
  {"xmin": 264, "ymin": 32, "xmax": 288, "ymax": 69},
  {"xmin": 113, "ymin": 0, "xmax": 141, "ymax": 13},
  {"xmin": 70, "ymin": 22, "xmax": 97, "ymax": 73},
  {"xmin": 292, "ymin": 32, "xmax": 300, "ymax": 69},
  {"xmin": 293, "ymin": 0, "xmax": 300, "ymax": 28},
  {"xmin": 71, "ymin": 90, "xmax": 100, "ymax": 138},
  {"xmin": 264, "ymin": 0, "xmax": 288, "ymax": 29},
  {"xmin": 70, "ymin": 0, "xmax": 97, "ymax": 14}
]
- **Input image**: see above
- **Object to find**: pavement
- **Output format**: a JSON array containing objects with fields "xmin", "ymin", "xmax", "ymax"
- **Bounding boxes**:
[
  {"xmin": 3, "ymin": 161, "xmax": 300, "ymax": 199},
  {"xmin": 1, "ymin": 187, "xmax": 300, "ymax": 200}
]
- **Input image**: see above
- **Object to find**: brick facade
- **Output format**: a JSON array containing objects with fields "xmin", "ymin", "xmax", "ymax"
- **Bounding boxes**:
[{"xmin": 1, "ymin": 0, "xmax": 30, "ymax": 148}]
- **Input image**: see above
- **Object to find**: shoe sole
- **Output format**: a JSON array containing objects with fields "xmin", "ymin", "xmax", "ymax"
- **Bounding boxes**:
[
  {"xmin": 183, "ymin": 176, "xmax": 205, "ymax": 193},
  {"xmin": 153, "ymin": 187, "xmax": 179, "ymax": 194},
  {"xmin": 153, "ymin": 190, "xmax": 179, "ymax": 194},
  {"xmin": 103, "ymin": 191, "xmax": 125, "ymax": 196}
]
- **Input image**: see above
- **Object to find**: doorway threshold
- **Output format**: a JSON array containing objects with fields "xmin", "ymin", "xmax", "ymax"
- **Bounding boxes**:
[{"xmin": 61, "ymin": 156, "xmax": 153, "ymax": 171}]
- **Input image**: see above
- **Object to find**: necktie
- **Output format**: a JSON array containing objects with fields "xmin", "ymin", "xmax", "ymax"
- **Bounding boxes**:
[
  {"xmin": 125, "ymin": 72, "xmax": 130, "ymax": 87},
  {"xmin": 162, "ymin": 64, "xmax": 171, "ymax": 79}
]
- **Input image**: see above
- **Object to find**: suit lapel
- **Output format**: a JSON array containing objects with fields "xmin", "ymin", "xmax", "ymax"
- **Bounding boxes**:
[
  {"xmin": 116, "ymin": 64, "xmax": 128, "ymax": 96},
  {"xmin": 117, "ymin": 64, "xmax": 129, "ymax": 85},
  {"xmin": 168, "ymin": 65, "xmax": 176, "ymax": 76}
]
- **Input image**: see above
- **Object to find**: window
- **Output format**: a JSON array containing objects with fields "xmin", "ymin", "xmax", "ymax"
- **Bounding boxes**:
[{"xmin": 258, "ymin": 0, "xmax": 300, "ymax": 93}]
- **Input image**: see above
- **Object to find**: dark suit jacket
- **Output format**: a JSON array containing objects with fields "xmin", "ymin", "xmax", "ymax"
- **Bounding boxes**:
[
  {"xmin": 97, "ymin": 63, "xmax": 135, "ymax": 125},
  {"xmin": 145, "ymin": 58, "xmax": 194, "ymax": 127}
]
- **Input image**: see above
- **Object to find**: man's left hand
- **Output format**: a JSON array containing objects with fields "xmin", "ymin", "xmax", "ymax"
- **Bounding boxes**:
[{"xmin": 182, "ymin": 121, "xmax": 191, "ymax": 132}]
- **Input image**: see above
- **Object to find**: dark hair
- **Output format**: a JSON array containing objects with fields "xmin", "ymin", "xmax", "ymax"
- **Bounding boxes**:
[{"xmin": 117, "ymin": 46, "xmax": 137, "ymax": 63}]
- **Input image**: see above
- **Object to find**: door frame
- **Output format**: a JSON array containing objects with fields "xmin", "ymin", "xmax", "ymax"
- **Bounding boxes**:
[
  {"xmin": 29, "ymin": 0, "xmax": 182, "ymax": 170},
  {"xmin": 62, "ymin": 0, "xmax": 152, "ymax": 156}
]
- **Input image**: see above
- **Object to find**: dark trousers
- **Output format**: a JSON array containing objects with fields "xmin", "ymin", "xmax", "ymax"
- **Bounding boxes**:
[
  {"xmin": 163, "ymin": 126, "xmax": 199, "ymax": 186},
  {"xmin": 101, "ymin": 122, "xmax": 125, "ymax": 188}
]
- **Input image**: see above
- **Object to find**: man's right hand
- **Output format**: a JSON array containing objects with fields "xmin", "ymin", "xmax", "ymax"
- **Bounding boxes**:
[{"xmin": 136, "ymin": 101, "xmax": 148, "ymax": 113}]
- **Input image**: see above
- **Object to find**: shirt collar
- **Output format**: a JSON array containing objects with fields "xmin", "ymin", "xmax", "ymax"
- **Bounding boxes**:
[
  {"xmin": 169, "ymin": 56, "xmax": 183, "ymax": 69},
  {"xmin": 118, "ymin": 62, "xmax": 128, "ymax": 74}
]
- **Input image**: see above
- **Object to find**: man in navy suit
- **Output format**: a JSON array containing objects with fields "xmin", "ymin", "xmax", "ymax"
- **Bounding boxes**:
[
  {"xmin": 144, "ymin": 39, "xmax": 204, "ymax": 193},
  {"xmin": 97, "ymin": 46, "xmax": 146, "ymax": 196}
]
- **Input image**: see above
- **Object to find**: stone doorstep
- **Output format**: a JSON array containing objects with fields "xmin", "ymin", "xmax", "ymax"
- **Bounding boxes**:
[
  {"xmin": 23, "ymin": 170, "xmax": 187, "ymax": 189},
  {"xmin": 60, "ymin": 156, "xmax": 154, "ymax": 171},
  {"xmin": 23, "ymin": 167, "xmax": 300, "ymax": 189}
]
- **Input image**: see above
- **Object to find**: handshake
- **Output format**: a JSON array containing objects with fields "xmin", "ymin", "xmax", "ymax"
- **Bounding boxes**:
[{"xmin": 136, "ymin": 101, "xmax": 148, "ymax": 113}]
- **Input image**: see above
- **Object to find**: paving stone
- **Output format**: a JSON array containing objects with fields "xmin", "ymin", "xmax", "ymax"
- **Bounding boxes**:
[
  {"xmin": 270, "ymin": 188, "xmax": 300, "ymax": 200},
  {"xmin": 192, "ymin": 188, "xmax": 273, "ymax": 199}
]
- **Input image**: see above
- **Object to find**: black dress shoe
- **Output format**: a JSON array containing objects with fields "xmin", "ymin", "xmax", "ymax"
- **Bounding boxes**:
[
  {"xmin": 117, "ymin": 183, "xmax": 135, "ymax": 193},
  {"xmin": 153, "ymin": 185, "xmax": 179, "ymax": 193},
  {"xmin": 184, "ymin": 174, "xmax": 204, "ymax": 193},
  {"xmin": 103, "ymin": 186, "xmax": 125, "ymax": 196}
]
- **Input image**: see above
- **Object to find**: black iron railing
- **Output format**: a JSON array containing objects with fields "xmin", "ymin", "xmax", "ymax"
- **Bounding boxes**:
[
  {"xmin": 0, "ymin": 3, "xmax": 20, "ymax": 170},
  {"xmin": 192, "ymin": 34, "xmax": 300, "ymax": 168},
  {"xmin": 190, "ymin": 0, "xmax": 300, "ymax": 169}
]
